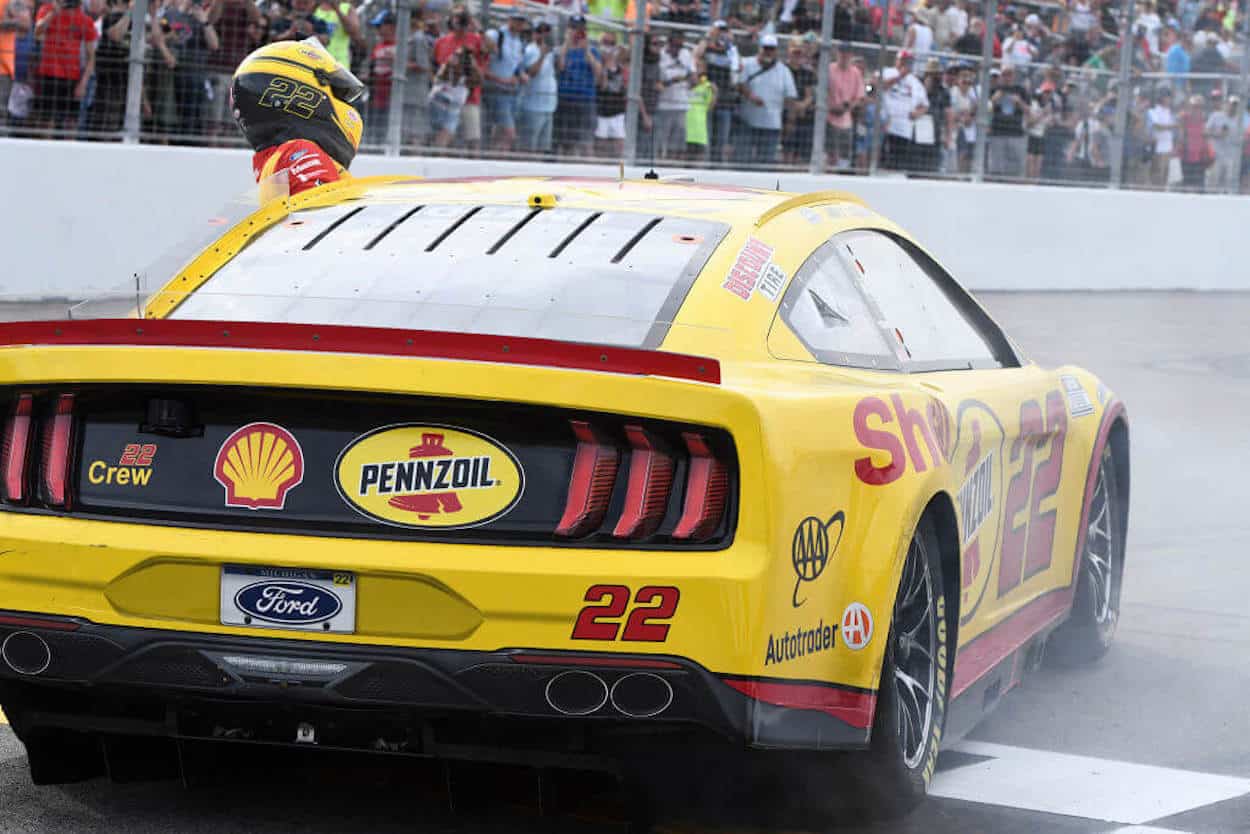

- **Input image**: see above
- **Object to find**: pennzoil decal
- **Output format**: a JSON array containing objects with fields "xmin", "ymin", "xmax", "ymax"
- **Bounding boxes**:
[
  {"xmin": 334, "ymin": 424, "xmax": 524, "ymax": 529},
  {"xmin": 214, "ymin": 423, "xmax": 304, "ymax": 510}
]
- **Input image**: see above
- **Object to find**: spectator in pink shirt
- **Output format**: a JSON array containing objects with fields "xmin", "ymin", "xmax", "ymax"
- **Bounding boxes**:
[{"xmin": 826, "ymin": 42, "xmax": 863, "ymax": 171}]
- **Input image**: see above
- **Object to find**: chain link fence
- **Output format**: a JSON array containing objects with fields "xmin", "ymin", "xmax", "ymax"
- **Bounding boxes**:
[{"xmin": 3, "ymin": 0, "xmax": 1250, "ymax": 193}]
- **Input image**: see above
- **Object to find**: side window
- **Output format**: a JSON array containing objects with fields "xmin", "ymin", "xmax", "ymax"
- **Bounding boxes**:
[
  {"xmin": 840, "ymin": 230, "xmax": 1004, "ymax": 369},
  {"xmin": 774, "ymin": 239, "xmax": 897, "ymax": 370}
]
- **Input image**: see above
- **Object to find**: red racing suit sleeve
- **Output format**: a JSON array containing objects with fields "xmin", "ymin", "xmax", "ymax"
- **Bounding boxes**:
[{"xmin": 252, "ymin": 140, "xmax": 345, "ymax": 197}]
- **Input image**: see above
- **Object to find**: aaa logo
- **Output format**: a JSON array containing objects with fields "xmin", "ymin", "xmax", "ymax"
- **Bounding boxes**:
[{"xmin": 214, "ymin": 422, "xmax": 305, "ymax": 510}]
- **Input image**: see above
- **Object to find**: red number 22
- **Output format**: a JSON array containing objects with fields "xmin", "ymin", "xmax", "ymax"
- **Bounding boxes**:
[
  {"xmin": 998, "ymin": 390, "xmax": 1067, "ymax": 596},
  {"xmin": 571, "ymin": 585, "xmax": 680, "ymax": 642}
]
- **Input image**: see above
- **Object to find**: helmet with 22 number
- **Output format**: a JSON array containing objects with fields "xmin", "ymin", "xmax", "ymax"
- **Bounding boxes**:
[{"xmin": 230, "ymin": 38, "xmax": 366, "ymax": 169}]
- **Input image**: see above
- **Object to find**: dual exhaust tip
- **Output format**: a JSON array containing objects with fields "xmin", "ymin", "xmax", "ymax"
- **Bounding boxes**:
[
  {"xmin": 1, "ymin": 631, "xmax": 52, "ymax": 676},
  {"xmin": 544, "ymin": 669, "xmax": 673, "ymax": 719}
]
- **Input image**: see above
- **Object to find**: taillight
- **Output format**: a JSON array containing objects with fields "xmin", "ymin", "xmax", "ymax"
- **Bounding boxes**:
[
  {"xmin": 39, "ymin": 394, "xmax": 75, "ymax": 508},
  {"xmin": 2, "ymin": 394, "xmax": 34, "ymax": 503},
  {"xmin": 613, "ymin": 425, "xmax": 674, "ymax": 540},
  {"xmin": 556, "ymin": 421, "xmax": 620, "ymax": 538},
  {"xmin": 672, "ymin": 432, "xmax": 728, "ymax": 541}
]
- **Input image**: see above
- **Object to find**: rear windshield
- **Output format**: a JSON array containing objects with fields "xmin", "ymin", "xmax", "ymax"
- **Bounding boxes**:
[{"xmin": 166, "ymin": 203, "xmax": 729, "ymax": 350}]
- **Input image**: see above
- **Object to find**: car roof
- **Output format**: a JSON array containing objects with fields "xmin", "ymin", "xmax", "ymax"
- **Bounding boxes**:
[{"xmin": 147, "ymin": 175, "xmax": 903, "ymax": 365}]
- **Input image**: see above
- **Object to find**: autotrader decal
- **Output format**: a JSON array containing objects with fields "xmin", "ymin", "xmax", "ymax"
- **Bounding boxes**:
[
  {"xmin": 334, "ymin": 424, "xmax": 524, "ymax": 530},
  {"xmin": 840, "ymin": 603, "xmax": 874, "ymax": 651},
  {"xmin": 792, "ymin": 511, "xmax": 846, "ymax": 608},
  {"xmin": 764, "ymin": 620, "xmax": 838, "ymax": 666}
]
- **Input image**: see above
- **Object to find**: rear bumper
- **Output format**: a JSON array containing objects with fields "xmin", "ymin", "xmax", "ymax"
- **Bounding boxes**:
[{"xmin": 0, "ymin": 611, "xmax": 872, "ymax": 758}]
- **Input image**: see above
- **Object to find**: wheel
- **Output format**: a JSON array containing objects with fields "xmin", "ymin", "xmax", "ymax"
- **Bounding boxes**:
[
  {"xmin": 1048, "ymin": 445, "xmax": 1123, "ymax": 667},
  {"xmin": 852, "ymin": 513, "xmax": 949, "ymax": 818}
]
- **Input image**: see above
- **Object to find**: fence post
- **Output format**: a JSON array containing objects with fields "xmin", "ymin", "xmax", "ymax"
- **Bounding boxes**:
[
  {"xmin": 808, "ymin": 0, "xmax": 834, "ymax": 175},
  {"xmin": 121, "ymin": 0, "xmax": 149, "ymax": 144},
  {"xmin": 868, "ymin": 0, "xmax": 892, "ymax": 175},
  {"xmin": 1109, "ymin": 0, "xmax": 1137, "ymax": 189},
  {"xmin": 1232, "ymin": 2, "xmax": 1250, "ymax": 191},
  {"xmin": 623, "ymin": 2, "xmax": 646, "ymax": 163},
  {"xmin": 970, "ymin": 0, "xmax": 995, "ymax": 182},
  {"xmin": 386, "ymin": 0, "xmax": 413, "ymax": 157}
]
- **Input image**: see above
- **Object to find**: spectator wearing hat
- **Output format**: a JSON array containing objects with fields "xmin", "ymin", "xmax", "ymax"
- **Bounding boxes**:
[
  {"xmin": 1205, "ymin": 92, "xmax": 1245, "ymax": 193},
  {"xmin": 879, "ymin": 49, "xmax": 927, "ymax": 172},
  {"xmin": 736, "ymin": 33, "xmax": 795, "ymax": 166},
  {"xmin": 1190, "ymin": 32, "xmax": 1227, "ymax": 97},
  {"xmin": 482, "ymin": 12, "xmax": 527, "ymax": 152},
  {"xmin": 555, "ymin": 14, "xmax": 601, "ymax": 157},
  {"xmin": 826, "ymin": 42, "xmax": 863, "ymax": 171},
  {"xmin": 518, "ymin": 19, "xmax": 557, "ymax": 154},
  {"xmin": 364, "ymin": 9, "xmax": 397, "ymax": 146},
  {"xmin": 434, "ymin": 6, "xmax": 486, "ymax": 153},
  {"xmin": 902, "ymin": 7, "xmax": 934, "ymax": 64},
  {"xmin": 693, "ymin": 20, "xmax": 739, "ymax": 163},
  {"xmin": 1146, "ymin": 85, "xmax": 1177, "ymax": 187},
  {"xmin": 988, "ymin": 64, "xmax": 1027, "ymax": 179},
  {"xmin": 655, "ymin": 29, "xmax": 693, "ymax": 159}
]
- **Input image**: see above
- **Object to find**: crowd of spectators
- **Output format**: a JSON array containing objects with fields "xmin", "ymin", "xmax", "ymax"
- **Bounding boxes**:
[{"xmin": 2, "ymin": 0, "xmax": 1250, "ymax": 192}]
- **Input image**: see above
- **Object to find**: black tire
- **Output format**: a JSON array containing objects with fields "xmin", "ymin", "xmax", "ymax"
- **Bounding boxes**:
[
  {"xmin": 1048, "ymin": 445, "xmax": 1124, "ymax": 667},
  {"xmin": 851, "ymin": 513, "xmax": 950, "ymax": 818}
]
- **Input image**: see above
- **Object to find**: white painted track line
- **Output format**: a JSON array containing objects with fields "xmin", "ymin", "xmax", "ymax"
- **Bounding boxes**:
[{"xmin": 931, "ymin": 741, "xmax": 1250, "ymax": 824}]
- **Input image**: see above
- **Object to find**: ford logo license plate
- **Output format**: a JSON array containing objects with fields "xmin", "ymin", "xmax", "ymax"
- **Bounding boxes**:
[{"xmin": 221, "ymin": 566, "xmax": 356, "ymax": 633}]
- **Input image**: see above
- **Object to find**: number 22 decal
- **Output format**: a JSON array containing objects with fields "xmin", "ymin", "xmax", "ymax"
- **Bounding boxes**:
[
  {"xmin": 571, "ymin": 585, "xmax": 680, "ymax": 642},
  {"xmin": 998, "ymin": 390, "xmax": 1067, "ymax": 596}
]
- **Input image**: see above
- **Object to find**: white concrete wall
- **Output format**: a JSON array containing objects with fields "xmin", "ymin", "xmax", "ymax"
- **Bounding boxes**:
[{"xmin": 3, "ymin": 137, "xmax": 1247, "ymax": 298}]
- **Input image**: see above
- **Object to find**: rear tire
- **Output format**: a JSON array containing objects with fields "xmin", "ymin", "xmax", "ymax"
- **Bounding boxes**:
[
  {"xmin": 1048, "ymin": 445, "xmax": 1124, "ymax": 667},
  {"xmin": 851, "ymin": 513, "xmax": 949, "ymax": 818}
]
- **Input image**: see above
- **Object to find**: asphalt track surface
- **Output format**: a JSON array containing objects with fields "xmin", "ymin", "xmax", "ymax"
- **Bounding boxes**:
[{"xmin": 2, "ymin": 292, "xmax": 1250, "ymax": 833}]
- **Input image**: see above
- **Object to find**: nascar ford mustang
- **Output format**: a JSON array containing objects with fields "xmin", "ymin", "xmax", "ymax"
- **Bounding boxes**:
[{"xmin": 0, "ymin": 177, "xmax": 1128, "ymax": 817}]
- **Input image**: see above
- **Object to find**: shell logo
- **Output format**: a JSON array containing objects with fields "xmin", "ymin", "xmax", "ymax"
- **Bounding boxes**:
[
  {"xmin": 214, "ymin": 422, "xmax": 305, "ymax": 510},
  {"xmin": 335, "ymin": 424, "xmax": 524, "ymax": 529}
]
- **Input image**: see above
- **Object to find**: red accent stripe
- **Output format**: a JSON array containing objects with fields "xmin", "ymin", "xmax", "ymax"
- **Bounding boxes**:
[
  {"xmin": 950, "ymin": 588, "xmax": 1070, "ymax": 698},
  {"xmin": 722, "ymin": 677, "xmax": 877, "ymax": 730},
  {"xmin": 0, "ymin": 615, "xmax": 80, "ymax": 632},
  {"xmin": 510, "ymin": 653, "xmax": 682, "ymax": 670},
  {"xmin": 0, "ymin": 320, "xmax": 721, "ymax": 385},
  {"xmin": 950, "ymin": 399, "xmax": 1127, "ymax": 700}
]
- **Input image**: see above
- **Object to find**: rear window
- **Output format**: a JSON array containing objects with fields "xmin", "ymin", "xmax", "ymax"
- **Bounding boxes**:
[{"xmin": 166, "ymin": 203, "xmax": 729, "ymax": 350}]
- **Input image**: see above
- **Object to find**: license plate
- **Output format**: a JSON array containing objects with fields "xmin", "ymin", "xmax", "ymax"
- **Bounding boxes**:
[{"xmin": 221, "ymin": 565, "xmax": 356, "ymax": 634}]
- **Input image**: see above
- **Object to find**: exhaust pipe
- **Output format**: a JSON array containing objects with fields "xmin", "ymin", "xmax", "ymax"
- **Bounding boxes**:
[
  {"xmin": 2, "ymin": 631, "xmax": 52, "ymax": 676},
  {"xmin": 610, "ymin": 672, "xmax": 674, "ymax": 718},
  {"xmin": 544, "ymin": 670, "xmax": 608, "ymax": 716}
]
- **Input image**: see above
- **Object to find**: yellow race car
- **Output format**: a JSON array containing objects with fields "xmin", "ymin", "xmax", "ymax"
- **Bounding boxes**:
[{"xmin": 0, "ymin": 177, "xmax": 1128, "ymax": 817}]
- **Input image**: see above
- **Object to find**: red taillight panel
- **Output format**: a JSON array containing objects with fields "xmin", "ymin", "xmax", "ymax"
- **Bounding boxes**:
[
  {"xmin": 40, "ymin": 394, "xmax": 75, "ymax": 508},
  {"xmin": 613, "ymin": 425, "xmax": 674, "ymax": 540},
  {"xmin": 2, "ymin": 394, "xmax": 33, "ymax": 503},
  {"xmin": 672, "ymin": 432, "xmax": 729, "ymax": 541},
  {"xmin": 556, "ymin": 421, "xmax": 620, "ymax": 538}
]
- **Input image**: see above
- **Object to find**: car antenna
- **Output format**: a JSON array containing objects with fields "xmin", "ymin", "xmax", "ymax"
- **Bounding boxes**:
[
  {"xmin": 619, "ymin": 160, "xmax": 624, "ymax": 182},
  {"xmin": 776, "ymin": 179, "xmax": 781, "ymax": 191}
]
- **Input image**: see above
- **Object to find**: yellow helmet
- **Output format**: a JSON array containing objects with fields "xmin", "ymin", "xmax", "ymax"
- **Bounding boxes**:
[{"xmin": 231, "ymin": 37, "xmax": 365, "ymax": 169}]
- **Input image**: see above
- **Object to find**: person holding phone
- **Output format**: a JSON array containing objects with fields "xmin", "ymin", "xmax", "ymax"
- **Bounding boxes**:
[
  {"xmin": 554, "ymin": 14, "xmax": 600, "ymax": 157},
  {"xmin": 433, "ymin": 5, "xmax": 485, "ymax": 151},
  {"xmin": 31, "ymin": 0, "xmax": 97, "ymax": 132}
]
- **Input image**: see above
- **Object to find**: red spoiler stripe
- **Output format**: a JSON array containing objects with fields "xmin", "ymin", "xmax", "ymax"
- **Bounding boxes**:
[{"xmin": 0, "ymin": 320, "xmax": 721, "ymax": 385}]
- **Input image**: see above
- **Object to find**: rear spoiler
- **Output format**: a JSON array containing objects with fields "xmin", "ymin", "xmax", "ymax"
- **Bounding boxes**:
[{"xmin": 0, "ymin": 320, "xmax": 721, "ymax": 385}]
